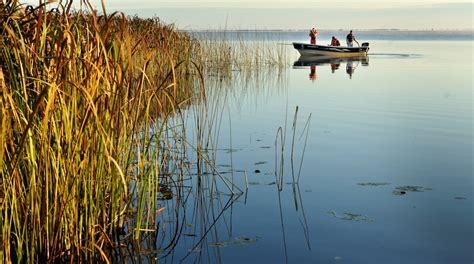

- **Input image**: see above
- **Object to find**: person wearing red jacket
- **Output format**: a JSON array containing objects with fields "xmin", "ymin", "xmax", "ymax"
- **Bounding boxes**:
[{"xmin": 309, "ymin": 28, "xmax": 318, "ymax": 44}]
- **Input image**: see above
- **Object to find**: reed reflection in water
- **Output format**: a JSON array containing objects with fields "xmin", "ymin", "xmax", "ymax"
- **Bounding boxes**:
[{"xmin": 111, "ymin": 60, "xmax": 313, "ymax": 263}]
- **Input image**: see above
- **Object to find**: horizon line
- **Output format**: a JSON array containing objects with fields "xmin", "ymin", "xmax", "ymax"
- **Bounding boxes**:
[{"xmin": 182, "ymin": 28, "xmax": 474, "ymax": 32}]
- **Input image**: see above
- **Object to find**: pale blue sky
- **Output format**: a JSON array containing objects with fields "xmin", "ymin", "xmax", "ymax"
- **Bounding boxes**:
[{"xmin": 24, "ymin": 1, "xmax": 473, "ymax": 30}]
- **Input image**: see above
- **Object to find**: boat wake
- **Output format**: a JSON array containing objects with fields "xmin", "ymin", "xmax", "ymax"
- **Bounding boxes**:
[{"xmin": 368, "ymin": 53, "xmax": 422, "ymax": 58}]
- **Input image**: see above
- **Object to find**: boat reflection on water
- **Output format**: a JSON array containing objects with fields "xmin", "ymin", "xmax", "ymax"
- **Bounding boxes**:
[{"xmin": 293, "ymin": 56, "xmax": 369, "ymax": 80}]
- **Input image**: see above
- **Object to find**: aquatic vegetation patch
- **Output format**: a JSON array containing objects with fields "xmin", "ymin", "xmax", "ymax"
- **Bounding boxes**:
[
  {"xmin": 248, "ymin": 182, "xmax": 261, "ymax": 185},
  {"xmin": 392, "ymin": 185, "xmax": 433, "ymax": 195},
  {"xmin": 357, "ymin": 182, "xmax": 391, "ymax": 186},
  {"xmin": 328, "ymin": 211, "xmax": 373, "ymax": 222},
  {"xmin": 222, "ymin": 148, "xmax": 241, "ymax": 153},
  {"xmin": 247, "ymin": 181, "xmax": 277, "ymax": 186},
  {"xmin": 158, "ymin": 186, "xmax": 174, "ymax": 200},
  {"xmin": 209, "ymin": 236, "xmax": 259, "ymax": 247}
]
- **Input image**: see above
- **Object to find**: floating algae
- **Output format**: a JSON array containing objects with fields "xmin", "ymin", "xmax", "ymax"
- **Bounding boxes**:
[
  {"xmin": 328, "ymin": 211, "xmax": 373, "ymax": 222},
  {"xmin": 209, "ymin": 236, "xmax": 259, "ymax": 248},
  {"xmin": 357, "ymin": 182, "xmax": 391, "ymax": 186}
]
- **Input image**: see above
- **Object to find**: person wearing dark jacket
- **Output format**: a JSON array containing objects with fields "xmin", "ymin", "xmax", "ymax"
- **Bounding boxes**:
[{"xmin": 346, "ymin": 30, "xmax": 356, "ymax": 47}]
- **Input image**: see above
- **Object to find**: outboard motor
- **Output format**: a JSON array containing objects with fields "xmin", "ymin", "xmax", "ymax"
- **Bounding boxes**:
[{"xmin": 361, "ymin": 42, "xmax": 369, "ymax": 47}]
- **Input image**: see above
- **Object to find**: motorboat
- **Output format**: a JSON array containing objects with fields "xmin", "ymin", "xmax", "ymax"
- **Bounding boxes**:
[{"xmin": 293, "ymin": 42, "xmax": 369, "ymax": 57}]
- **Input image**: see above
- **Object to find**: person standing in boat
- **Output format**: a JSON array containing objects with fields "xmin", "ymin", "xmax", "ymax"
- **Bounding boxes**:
[
  {"xmin": 309, "ymin": 28, "xmax": 318, "ymax": 44},
  {"xmin": 346, "ymin": 30, "xmax": 356, "ymax": 47}
]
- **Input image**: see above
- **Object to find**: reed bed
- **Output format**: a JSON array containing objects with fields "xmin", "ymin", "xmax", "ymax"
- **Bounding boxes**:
[
  {"xmin": 0, "ymin": 1, "xmax": 207, "ymax": 262},
  {"xmin": 194, "ymin": 30, "xmax": 291, "ymax": 79},
  {"xmin": 0, "ymin": 1, "xmax": 295, "ymax": 262}
]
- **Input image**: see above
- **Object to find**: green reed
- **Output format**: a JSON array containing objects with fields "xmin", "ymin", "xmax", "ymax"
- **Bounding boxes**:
[{"xmin": 0, "ymin": 0, "xmax": 205, "ymax": 262}]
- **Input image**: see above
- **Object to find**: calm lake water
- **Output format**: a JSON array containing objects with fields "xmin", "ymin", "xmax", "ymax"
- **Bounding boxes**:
[{"xmin": 150, "ymin": 31, "xmax": 472, "ymax": 263}]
